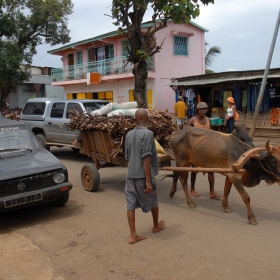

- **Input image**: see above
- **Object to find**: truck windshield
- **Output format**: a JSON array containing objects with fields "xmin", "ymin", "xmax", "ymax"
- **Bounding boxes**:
[
  {"xmin": 0, "ymin": 126, "xmax": 40, "ymax": 150},
  {"xmin": 83, "ymin": 102, "xmax": 109, "ymax": 114}
]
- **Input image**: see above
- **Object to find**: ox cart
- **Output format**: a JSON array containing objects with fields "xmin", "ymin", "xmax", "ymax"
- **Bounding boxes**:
[
  {"xmin": 78, "ymin": 129, "xmax": 254, "ymax": 192},
  {"xmin": 79, "ymin": 129, "xmax": 172, "ymax": 191}
]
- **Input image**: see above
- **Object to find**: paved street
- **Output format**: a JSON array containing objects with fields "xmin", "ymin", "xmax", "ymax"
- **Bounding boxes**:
[{"xmin": 1, "ymin": 146, "xmax": 280, "ymax": 280}]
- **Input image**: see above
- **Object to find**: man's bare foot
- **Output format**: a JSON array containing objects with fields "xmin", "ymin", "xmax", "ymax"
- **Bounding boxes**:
[
  {"xmin": 152, "ymin": 220, "xmax": 165, "ymax": 233},
  {"xmin": 129, "ymin": 235, "xmax": 148, "ymax": 244},
  {"xmin": 190, "ymin": 190, "xmax": 200, "ymax": 197},
  {"xmin": 210, "ymin": 193, "xmax": 222, "ymax": 199}
]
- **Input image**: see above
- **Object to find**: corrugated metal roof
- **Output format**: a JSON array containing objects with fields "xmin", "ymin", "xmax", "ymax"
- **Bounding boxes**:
[{"xmin": 167, "ymin": 74, "xmax": 280, "ymax": 86}]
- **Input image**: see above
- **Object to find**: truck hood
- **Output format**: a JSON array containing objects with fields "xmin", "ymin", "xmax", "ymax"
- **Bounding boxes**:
[{"xmin": 0, "ymin": 148, "xmax": 66, "ymax": 181}]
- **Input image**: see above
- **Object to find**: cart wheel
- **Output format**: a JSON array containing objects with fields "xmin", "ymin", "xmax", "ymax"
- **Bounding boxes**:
[{"xmin": 81, "ymin": 164, "xmax": 100, "ymax": 192}]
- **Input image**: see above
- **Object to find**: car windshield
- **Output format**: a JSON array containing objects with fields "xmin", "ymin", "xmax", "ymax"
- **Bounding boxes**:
[
  {"xmin": 82, "ymin": 102, "xmax": 108, "ymax": 114},
  {"xmin": 0, "ymin": 125, "xmax": 40, "ymax": 150}
]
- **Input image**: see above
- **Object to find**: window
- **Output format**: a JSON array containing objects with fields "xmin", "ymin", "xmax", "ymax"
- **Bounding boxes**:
[
  {"xmin": 97, "ymin": 47, "xmax": 105, "ymax": 61},
  {"xmin": 121, "ymin": 40, "xmax": 130, "ymax": 57},
  {"xmin": 174, "ymin": 36, "xmax": 188, "ymax": 56},
  {"xmin": 93, "ymin": 91, "xmax": 113, "ymax": 103},
  {"xmin": 50, "ymin": 103, "xmax": 65, "ymax": 118},
  {"xmin": 77, "ymin": 51, "xmax": 83, "ymax": 65},
  {"xmin": 88, "ymin": 48, "xmax": 96, "ymax": 62},
  {"xmin": 22, "ymin": 102, "xmax": 46, "ymax": 115},
  {"xmin": 66, "ymin": 103, "xmax": 83, "ymax": 118},
  {"xmin": 108, "ymin": 44, "xmax": 114, "ymax": 59},
  {"xmin": 23, "ymin": 88, "xmax": 42, "ymax": 93}
]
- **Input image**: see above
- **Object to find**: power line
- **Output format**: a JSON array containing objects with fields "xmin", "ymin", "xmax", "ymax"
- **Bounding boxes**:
[{"xmin": 32, "ymin": 53, "xmax": 49, "ymax": 62}]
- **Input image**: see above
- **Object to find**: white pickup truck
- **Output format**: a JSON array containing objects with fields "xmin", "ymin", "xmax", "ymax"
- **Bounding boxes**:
[{"xmin": 20, "ymin": 98, "xmax": 108, "ymax": 151}]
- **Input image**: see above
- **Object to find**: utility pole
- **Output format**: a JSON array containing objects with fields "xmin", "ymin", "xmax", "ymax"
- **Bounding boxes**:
[{"xmin": 249, "ymin": 10, "xmax": 280, "ymax": 139}]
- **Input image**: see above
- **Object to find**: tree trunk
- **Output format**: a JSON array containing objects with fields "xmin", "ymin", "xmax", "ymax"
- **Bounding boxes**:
[
  {"xmin": 0, "ymin": 86, "xmax": 10, "ymax": 113},
  {"xmin": 132, "ymin": 59, "xmax": 148, "ymax": 108}
]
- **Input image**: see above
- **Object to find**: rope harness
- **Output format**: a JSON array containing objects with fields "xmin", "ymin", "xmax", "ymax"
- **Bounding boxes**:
[{"xmin": 231, "ymin": 134, "xmax": 280, "ymax": 184}]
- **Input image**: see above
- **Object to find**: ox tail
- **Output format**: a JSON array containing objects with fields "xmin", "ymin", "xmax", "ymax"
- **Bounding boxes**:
[{"xmin": 160, "ymin": 171, "xmax": 180, "ymax": 180}]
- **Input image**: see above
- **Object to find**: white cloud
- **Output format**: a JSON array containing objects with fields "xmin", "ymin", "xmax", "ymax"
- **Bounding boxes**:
[{"xmin": 32, "ymin": 0, "xmax": 280, "ymax": 73}]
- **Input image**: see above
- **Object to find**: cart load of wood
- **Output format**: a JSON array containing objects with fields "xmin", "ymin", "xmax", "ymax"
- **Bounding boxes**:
[{"xmin": 68, "ymin": 108, "xmax": 176, "ymax": 156}]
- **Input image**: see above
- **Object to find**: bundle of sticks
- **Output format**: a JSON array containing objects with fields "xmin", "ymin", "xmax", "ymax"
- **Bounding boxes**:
[{"xmin": 68, "ymin": 109, "xmax": 176, "ymax": 157}]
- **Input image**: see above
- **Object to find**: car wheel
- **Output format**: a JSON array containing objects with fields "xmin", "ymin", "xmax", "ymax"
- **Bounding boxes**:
[
  {"xmin": 81, "ymin": 164, "xmax": 100, "ymax": 192},
  {"xmin": 36, "ymin": 134, "xmax": 50, "ymax": 151},
  {"xmin": 50, "ymin": 191, "xmax": 69, "ymax": 206}
]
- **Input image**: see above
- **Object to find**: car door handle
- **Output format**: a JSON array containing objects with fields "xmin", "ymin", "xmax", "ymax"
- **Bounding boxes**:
[{"xmin": 48, "ymin": 122, "xmax": 52, "ymax": 124}]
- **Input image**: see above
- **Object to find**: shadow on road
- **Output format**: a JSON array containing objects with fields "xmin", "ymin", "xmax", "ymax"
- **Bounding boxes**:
[{"xmin": 0, "ymin": 200, "xmax": 84, "ymax": 234}]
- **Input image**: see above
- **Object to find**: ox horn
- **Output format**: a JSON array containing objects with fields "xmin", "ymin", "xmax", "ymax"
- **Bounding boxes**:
[{"xmin": 266, "ymin": 139, "xmax": 273, "ymax": 154}]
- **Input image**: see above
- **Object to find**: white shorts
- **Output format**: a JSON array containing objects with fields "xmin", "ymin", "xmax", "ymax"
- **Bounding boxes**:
[{"xmin": 177, "ymin": 118, "xmax": 185, "ymax": 125}]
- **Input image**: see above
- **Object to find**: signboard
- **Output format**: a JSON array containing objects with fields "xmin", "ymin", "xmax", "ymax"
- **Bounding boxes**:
[
  {"xmin": 87, "ymin": 72, "xmax": 101, "ymax": 85},
  {"xmin": 118, "ymin": 96, "xmax": 124, "ymax": 103}
]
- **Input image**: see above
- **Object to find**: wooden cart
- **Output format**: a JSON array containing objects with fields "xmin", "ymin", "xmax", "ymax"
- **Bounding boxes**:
[
  {"xmin": 79, "ymin": 130, "xmax": 127, "ymax": 191},
  {"xmin": 79, "ymin": 129, "xmax": 172, "ymax": 192},
  {"xmin": 79, "ymin": 129, "xmax": 262, "ymax": 192}
]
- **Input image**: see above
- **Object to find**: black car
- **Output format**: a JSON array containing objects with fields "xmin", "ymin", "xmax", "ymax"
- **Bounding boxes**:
[{"xmin": 0, "ymin": 119, "xmax": 72, "ymax": 211}]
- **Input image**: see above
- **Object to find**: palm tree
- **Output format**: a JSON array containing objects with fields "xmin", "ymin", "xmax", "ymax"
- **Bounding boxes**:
[{"xmin": 205, "ymin": 42, "xmax": 221, "ymax": 74}]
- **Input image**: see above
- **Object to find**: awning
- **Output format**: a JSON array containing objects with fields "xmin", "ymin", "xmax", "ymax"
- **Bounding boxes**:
[{"xmin": 167, "ymin": 74, "xmax": 280, "ymax": 87}]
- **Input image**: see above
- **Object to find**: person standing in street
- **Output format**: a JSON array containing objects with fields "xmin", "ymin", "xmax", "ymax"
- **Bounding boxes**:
[
  {"xmin": 187, "ymin": 102, "xmax": 222, "ymax": 199},
  {"xmin": 125, "ymin": 108, "xmax": 165, "ymax": 244},
  {"xmin": 173, "ymin": 96, "xmax": 187, "ymax": 130},
  {"xmin": 225, "ymin": 97, "xmax": 236, "ymax": 133}
]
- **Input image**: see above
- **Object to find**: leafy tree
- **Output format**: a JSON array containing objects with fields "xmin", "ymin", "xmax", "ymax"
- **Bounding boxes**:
[
  {"xmin": 0, "ymin": 0, "xmax": 73, "ymax": 112},
  {"xmin": 112, "ymin": 0, "xmax": 214, "ymax": 108},
  {"xmin": 205, "ymin": 41, "xmax": 221, "ymax": 74}
]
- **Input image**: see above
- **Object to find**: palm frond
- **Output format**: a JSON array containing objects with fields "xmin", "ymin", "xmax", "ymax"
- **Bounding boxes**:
[{"xmin": 205, "ymin": 44, "xmax": 221, "ymax": 69}]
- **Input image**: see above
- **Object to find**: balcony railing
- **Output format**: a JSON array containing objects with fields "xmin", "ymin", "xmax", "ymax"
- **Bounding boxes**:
[{"xmin": 51, "ymin": 56, "xmax": 155, "ymax": 82}]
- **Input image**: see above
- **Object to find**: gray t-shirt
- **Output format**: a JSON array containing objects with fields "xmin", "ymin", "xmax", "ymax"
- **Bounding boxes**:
[{"xmin": 125, "ymin": 126, "xmax": 158, "ymax": 178}]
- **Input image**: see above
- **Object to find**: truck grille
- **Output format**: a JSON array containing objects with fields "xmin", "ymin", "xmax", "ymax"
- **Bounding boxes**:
[{"xmin": 0, "ymin": 171, "xmax": 59, "ymax": 197}]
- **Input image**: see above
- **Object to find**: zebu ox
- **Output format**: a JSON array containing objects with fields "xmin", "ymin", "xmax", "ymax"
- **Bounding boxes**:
[{"xmin": 169, "ymin": 126, "xmax": 280, "ymax": 225}]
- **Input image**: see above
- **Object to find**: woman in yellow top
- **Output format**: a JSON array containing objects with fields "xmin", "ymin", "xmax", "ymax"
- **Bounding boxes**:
[
  {"xmin": 173, "ymin": 96, "xmax": 186, "ymax": 130},
  {"xmin": 187, "ymin": 102, "xmax": 222, "ymax": 199}
]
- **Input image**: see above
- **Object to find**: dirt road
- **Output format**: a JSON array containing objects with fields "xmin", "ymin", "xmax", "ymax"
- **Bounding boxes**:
[{"xmin": 1, "ymin": 146, "xmax": 280, "ymax": 280}]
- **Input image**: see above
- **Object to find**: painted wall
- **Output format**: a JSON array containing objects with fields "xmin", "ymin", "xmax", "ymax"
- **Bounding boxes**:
[
  {"xmin": 45, "ymin": 85, "xmax": 64, "ymax": 98},
  {"xmin": 153, "ymin": 22, "xmax": 205, "ymax": 78},
  {"xmin": 151, "ymin": 22, "xmax": 205, "ymax": 112},
  {"xmin": 63, "ymin": 78, "xmax": 157, "ymax": 108},
  {"xmin": 57, "ymin": 21, "xmax": 206, "ymax": 112}
]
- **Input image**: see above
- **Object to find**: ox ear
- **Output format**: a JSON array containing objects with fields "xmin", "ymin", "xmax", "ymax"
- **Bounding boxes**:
[{"xmin": 266, "ymin": 141, "xmax": 280, "ymax": 162}]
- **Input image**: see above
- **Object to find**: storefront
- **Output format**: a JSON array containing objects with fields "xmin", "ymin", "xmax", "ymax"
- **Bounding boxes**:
[{"xmin": 170, "ymin": 68, "xmax": 280, "ymax": 137}]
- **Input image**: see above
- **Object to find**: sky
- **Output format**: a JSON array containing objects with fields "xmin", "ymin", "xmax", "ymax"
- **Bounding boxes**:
[{"xmin": 32, "ymin": 0, "xmax": 280, "ymax": 73}]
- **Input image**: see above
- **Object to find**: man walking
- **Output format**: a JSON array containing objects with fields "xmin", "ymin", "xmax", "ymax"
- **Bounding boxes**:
[
  {"xmin": 125, "ymin": 108, "xmax": 165, "ymax": 244},
  {"xmin": 173, "ymin": 96, "xmax": 186, "ymax": 130}
]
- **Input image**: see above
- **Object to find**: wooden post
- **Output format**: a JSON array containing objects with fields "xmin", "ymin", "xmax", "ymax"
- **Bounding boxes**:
[{"xmin": 249, "ymin": 10, "xmax": 280, "ymax": 140}]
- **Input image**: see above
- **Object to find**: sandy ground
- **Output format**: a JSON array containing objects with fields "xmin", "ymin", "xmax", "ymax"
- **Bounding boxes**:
[{"xmin": 1, "ymin": 141, "xmax": 280, "ymax": 280}]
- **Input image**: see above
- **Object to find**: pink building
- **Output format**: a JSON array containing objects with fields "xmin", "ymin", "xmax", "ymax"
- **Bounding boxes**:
[{"xmin": 48, "ymin": 20, "xmax": 207, "ymax": 111}]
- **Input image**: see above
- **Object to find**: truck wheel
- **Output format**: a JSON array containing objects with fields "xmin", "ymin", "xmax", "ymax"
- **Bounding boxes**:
[
  {"xmin": 50, "ymin": 191, "xmax": 69, "ymax": 206},
  {"xmin": 71, "ymin": 147, "xmax": 80, "ymax": 152},
  {"xmin": 81, "ymin": 164, "xmax": 100, "ymax": 192},
  {"xmin": 36, "ymin": 134, "xmax": 50, "ymax": 151}
]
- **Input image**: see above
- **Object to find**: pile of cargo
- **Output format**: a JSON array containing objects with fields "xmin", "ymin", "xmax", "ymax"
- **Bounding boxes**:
[
  {"xmin": 90, "ymin": 101, "xmax": 139, "ymax": 116},
  {"xmin": 68, "ymin": 106, "xmax": 176, "ymax": 151}
]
